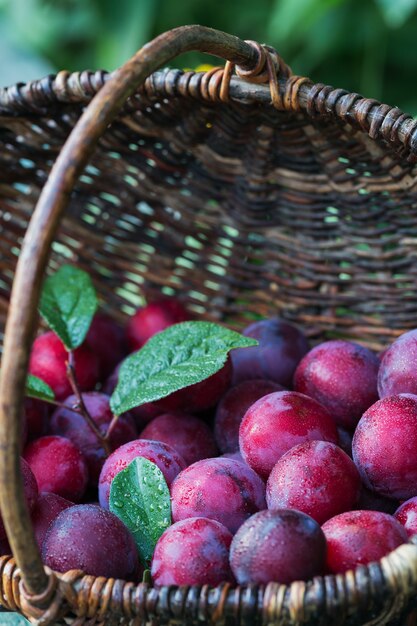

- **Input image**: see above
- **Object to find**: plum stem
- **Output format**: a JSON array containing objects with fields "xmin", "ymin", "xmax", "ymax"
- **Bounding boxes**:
[{"xmin": 66, "ymin": 350, "xmax": 112, "ymax": 457}]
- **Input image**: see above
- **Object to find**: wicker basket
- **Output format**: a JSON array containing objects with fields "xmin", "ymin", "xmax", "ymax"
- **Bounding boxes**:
[{"xmin": 1, "ymin": 24, "xmax": 417, "ymax": 625}]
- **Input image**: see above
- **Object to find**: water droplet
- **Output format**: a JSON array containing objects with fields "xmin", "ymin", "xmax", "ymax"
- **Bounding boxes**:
[
  {"xmin": 113, "ymin": 500, "xmax": 123, "ymax": 509},
  {"xmin": 162, "ymin": 517, "xmax": 169, "ymax": 526},
  {"xmin": 143, "ymin": 476, "xmax": 148, "ymax": 484},
  {"xmin": 149, "ymin": 504, "xmax": 154, "ymax": 512}
]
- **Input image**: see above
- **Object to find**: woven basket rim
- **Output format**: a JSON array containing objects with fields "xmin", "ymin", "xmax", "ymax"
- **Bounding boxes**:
[{"xmin": 1, "ymin": 65, "xmax": 417, "ymax": 164}]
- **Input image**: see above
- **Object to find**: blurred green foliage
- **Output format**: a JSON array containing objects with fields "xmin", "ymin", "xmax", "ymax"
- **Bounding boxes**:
[{"xmin": 1, "ymin": 0, "xmax": 417, "ymax": 113}]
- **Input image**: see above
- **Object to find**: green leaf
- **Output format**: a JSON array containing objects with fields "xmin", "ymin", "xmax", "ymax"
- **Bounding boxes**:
[
  {"xmin": 25, "ymin": 374, "xmax": 55, "ymax": 401},
  {"xmin": 39, "ymin": 265, "xmax": 97, "ymax": 350},
  {"xmin": 110, "ymin": 321, "xmax": 257, "ymax": 415},
  {"xmin": 109, "ymin": 457, "xmax": 171, "ymax": 567}
]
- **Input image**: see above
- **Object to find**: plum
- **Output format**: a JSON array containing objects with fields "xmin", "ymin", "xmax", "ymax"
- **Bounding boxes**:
[
  {"xmin": 394, "ymin": 497, "xmax": 417, "ymax": 537},
  {"xmin": 31, "ymin": 492, "xmax": 73, "ymax": 549},
  {"xmin": 266, "ymin": 441, "xmax": 361, "ymax": 524},
  {"xmin": 322, "ymin": 510, "xmax": 407, "ymax": 574},
  {"xmin": 99, "ymin": 439, "xmax": 186, "ymax": 508},
  {"xmin": 239, "ymin": 390, "xmax": 338, "ymax": 480},
  {"xmin": 24, "ymin": 398, "xmax": 49, "ymax": 441},
  {"xmin": 24, "ymin": 435, "xmax": 88, "ymax": 502},
  {"xmin": 0, "ymin": 458, "xmax": 38, "ymax": 540},
  {"xmin": 126, "ymin": 297, "xmax": 191, "ymax": 351},
  {"xmin": 151, "ymin": 517, "xmax": 233, "ymax": 586},
  {"xmin": 50, "ymin": 392, "xmax": 137, "ymax": 485},
  {"xmin": 29, "ymin": 331, "xmax": 99, "ymax": 400},
  {"xmin": 378, "ymin": 330, "xmax": 417, "ymax": 397},
  {"xmin": 139, "ymin": 412, "xmax": 217, "ymax": 466},
  {"xmin": 230, "ymin": 509, "xmax": 326, "ymax": 584},
  {"xmin": 171, "ymin": 457, "xmax": 265, "ymax": 533},
  {"xmin": 42, "ymin": 504, "xmax": 141, "ymax": 581},
  {"xmin": 231, "ymin": 319, "xmax": 308, "ymax": 387},
  {"xmin": 214, "ymin": 379, "xmax": 283, "ymax": 453},
  {"xmin": 221, "ymin": 451, "xmax": 246, "ymax": 463},
  {"xmin": 352, "ymin": 394, "xmax": 417, "ymax": 500},
  {"xmin": 294, "ymin": 340, "xmax": 379, "ymax": 430},
  {"xmin": 85, "ymin": 313, "xmax": 127, "ymax": 379}
]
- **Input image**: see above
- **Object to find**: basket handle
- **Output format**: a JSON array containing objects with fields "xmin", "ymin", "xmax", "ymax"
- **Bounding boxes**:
[{"xmin": 0, "ymin": 25, "xmax": 281, "ymax": 601}]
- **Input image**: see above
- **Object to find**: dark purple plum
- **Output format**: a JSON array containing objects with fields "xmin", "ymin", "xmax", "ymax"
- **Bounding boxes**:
[
  {"xmin": 85, "ymin": 313, "xmax": 127, "ymax": 379},
  {"xmin": 31, "ymin": 492, "xmax": 73, "ymax": 549},
  {"xmin": 140, "ymin": 412, "xmax": 218, "ymax": 466},
  {"xmin": 42, "ymin": 504, "xmax": 141, "ymax": 581},
  {"xmin": 230, "ymin": 509, "xmax": 326, "ymax": 584},
  {"xmin": 231, "ymin": 319, "xmax": 308, "ymax": 387},
  {"xmin": 24, "ymin": 398, "xmax": 49, "ymax": 441},
  {"xmin": 0, "ymin": 458, "xmax": 38, "ymax": 540},
  {"xmin": 214, "ymin": 379, "xmax": 283, "ymax": 453}
]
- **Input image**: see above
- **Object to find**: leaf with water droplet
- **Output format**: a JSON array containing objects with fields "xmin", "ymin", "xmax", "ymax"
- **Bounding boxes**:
[
  {"xmin": 109, "ymin": 457, "xmax": 171, "ymax": 567},
  {"xmin": 39, "ymin": 264, "xmax": 97, "ymax": 349},
  {"xmin": 110, "ymin": 321, "xmax": 258, "ymax": 415}
]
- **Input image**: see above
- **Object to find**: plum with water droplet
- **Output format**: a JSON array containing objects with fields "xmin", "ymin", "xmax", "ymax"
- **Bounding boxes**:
[
  {"xmin": 230, "ymin": 509, "xmax": 326, "ymax": 584},
  {"xmin": 151, "ymin": 517, "xmax": 234, "ymax": 586},
  {"xmin": 24, "ymin": 435, "xmax": 88, "ymax": 502},
  {"xmin": 98, "ymin": 439, "xmax": 186, "ymax": 508},
  {"xmin": 266, "ymin": 441, "xmax": 361, "ymax": 524},
  {"xmin": 294, "ymin": 340, "xmax": 379, "ymax": 430},
  {"xmin": 239, "ymin": 390, "xmax": 338, "ymax": 480},
  {"xmin": 171, "ymin": 457, "xmax": 265, "ymax": 533},
  {"xmin": 322, "ymin": 510, "xmax": 407, "ymax": 574},
  {"xmin": 42, "ymin": 504, "xmax": 141, "ymax": 580},
  {"xmin": 352, "ymin": 394, "xmax": 417, "ymax": 500}
]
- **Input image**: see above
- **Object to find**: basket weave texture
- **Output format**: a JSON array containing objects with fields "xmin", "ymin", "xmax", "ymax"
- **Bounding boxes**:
[{"xmin": 1, "ymin": 24, "xmax": 417, "ymax": 625}]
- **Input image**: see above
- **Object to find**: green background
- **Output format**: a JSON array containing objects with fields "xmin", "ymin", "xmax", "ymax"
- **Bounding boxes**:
[{"xmin": 0, "ymin": 0, "xmax": 416, "ymax": 113}]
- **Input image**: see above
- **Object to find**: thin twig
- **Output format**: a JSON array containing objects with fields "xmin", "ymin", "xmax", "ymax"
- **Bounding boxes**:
[
  {"xmin": 66, "ymin": 350, "xmax": 112, "ymax": 457},
  {"xmin": 27, "ymin": 396, "xmax": 85, "ymax": 416},
  {"xmin": 103, "ymin": 413, "xmax": 120, "ymax": 441}
]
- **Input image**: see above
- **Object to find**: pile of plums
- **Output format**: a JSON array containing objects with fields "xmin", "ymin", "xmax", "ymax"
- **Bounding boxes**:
[{"xmin": 5, "ymin": 297, "xmax": 417, "ymax": 587}]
